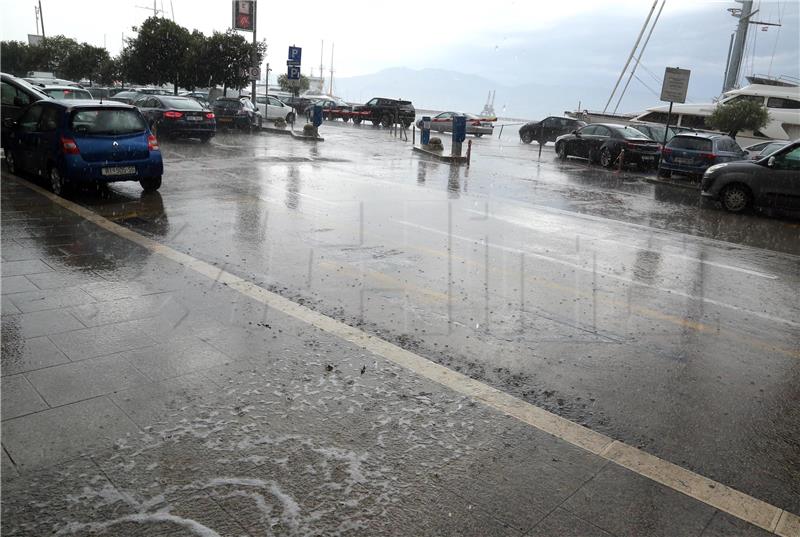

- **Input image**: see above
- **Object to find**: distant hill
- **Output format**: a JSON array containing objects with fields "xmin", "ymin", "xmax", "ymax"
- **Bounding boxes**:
[{"xmin": 332, "ymin": 67, "xmax": 608, "ymax": 121}]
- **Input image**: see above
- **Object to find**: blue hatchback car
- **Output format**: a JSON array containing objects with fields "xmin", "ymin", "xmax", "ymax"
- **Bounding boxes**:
[
  {"xmin": 4, "ymin": 99, "xmax": 163, "ymax": 194},
  {"xmin": 658, "ymin": 132, "xmax": 747, "ymax": 179}
]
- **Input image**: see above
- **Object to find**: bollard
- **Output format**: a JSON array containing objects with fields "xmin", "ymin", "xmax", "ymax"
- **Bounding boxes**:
[
  {"xmin": 452, "ymin": 114, "xmax": 467, "ymax": 157},
  {"xmin": 617, "ymin": 148, "xmax": 625, "ymax": 173},
  {"xmin": 412, "ymin": 125, "xmax": 415, "ymax": 145},
  {"xmin": 466, "ymin": 139, "xmax": 472, "ymax": 166},
  {"xmin": 421, "ymin": 116, "xmax": 431, "ymax": 145}
]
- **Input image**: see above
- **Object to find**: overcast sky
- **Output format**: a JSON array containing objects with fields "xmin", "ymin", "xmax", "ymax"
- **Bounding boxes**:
[{"xmin": 1, "ymin": 0, "xmax": 797, "ymax": 109}]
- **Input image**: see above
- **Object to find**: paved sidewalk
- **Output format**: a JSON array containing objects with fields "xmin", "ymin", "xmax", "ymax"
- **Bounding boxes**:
[{"xmin": 0, "ymin": 177, "xmax": 790, "ymax": 536}]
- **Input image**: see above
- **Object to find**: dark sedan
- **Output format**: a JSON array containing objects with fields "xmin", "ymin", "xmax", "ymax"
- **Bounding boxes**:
[
  {"xmin": 109, "ymin": 91, "xmax": 143, "ymax": 104},
  {"xmin": 134, "ymin": 95, "xmax": 215, "ymax": 142},
  {"xmin": 212, "ymin": 97, "xmax": 262, "ymax": 131},
  {"xmin": 555, "ymin": 123, "xmax": 661, "ymax": 169},
  {"xmin": 701, "ymin": 140, "xmax": 800, "ymax": 213},
  {"xmin": 519, "ymin": 117, "xmax": 586, "ymax": 144}
]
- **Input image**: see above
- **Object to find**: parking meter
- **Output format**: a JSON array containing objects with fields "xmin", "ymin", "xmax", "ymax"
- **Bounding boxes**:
[
  {"xmin": 421, "ymin": 116, "xmax": 431, "ymax": 145},
  {"xmin": 312, "ymin": 104, "xmax": 323, "ymax": 128},
  {"xmin": 452, "ymin": 114, "xmax": 467, "ymax": 156}
]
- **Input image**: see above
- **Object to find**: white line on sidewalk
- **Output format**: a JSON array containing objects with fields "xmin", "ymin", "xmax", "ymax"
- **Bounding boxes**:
[{"xmin": 9, "ymin": 176, "xmax": 798, "ymax": 537}]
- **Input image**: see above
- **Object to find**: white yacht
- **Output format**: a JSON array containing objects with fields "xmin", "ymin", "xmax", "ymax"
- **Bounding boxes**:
[{"xmin": 632, "ymin": 77, "xmax": 800, "ymax": 147}]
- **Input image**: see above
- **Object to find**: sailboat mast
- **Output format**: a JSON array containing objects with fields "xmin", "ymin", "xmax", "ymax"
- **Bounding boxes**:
[
  {"xmin": 329, "ymin": 43, "xmax": 334, "ymax": 96},
  {"xmin": 723, "ymin": 0, "xmax": 753, "ymax": 92}
]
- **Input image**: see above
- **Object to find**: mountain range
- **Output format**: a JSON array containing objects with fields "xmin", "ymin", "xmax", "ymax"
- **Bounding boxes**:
[{"xmin": 330, "ymin": 67, "xmax": 638, "ymax": 121}]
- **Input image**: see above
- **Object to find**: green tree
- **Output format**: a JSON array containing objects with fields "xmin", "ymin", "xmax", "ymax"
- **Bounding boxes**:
[
  {"xmin": 707, "ymin": 99, "xmax": 770, "ymax": 140},
  {"xmin": 60, "ymin": 44, "xmax": 110, "ymax": 83},
  {"xmin": 1, "ymin": 41, "xmax": 32, "ymax": 76},
  {"xmin": 204, "ymin": 30, "xmax": 267, "ymax": 92},
  {"xmin": 126, "ymin": 17, "xmax": 192, "ymax": 93},
  {"xmin": 277, "ymin": 73, "xmax": 310, "ymax": 96},
  {"xmin": 178, "ymin": 30, "xmax": 211, "ymax": 91},
  {"xmin": 32, "ymin": 35, "xmax": 82, "ymax": 75}
]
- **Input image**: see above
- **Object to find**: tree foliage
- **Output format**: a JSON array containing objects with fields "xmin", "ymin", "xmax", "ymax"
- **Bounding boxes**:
[
  {"xmin": 707, "ymin": 99, "xmax": 770, "ymax": 139},
  {"xmin": 277, "ymin": 73, "xmax": 310, "ymax": 95},
  {"xmin": 0, "ymin": 19, "xmax": 267, "ymax": 91}
]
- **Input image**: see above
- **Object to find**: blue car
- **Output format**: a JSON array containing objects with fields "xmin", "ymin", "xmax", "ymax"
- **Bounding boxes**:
[
  {"xmin": 658, "ymin": 132, "xmax": 747, "ymax": 179},
  {"xmin": 4, "ymin": 99, "xmax": 163, "ymax": 194}
]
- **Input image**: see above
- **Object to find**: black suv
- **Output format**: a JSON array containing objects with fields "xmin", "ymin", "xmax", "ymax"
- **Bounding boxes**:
[
  {"xmin": 351, "ymin": 97, "xmax": 415, "ymax": 128},
  {"xmin": 519, "ymin": 116, "xmax": 586, "ymax": 144},
  {"xmin": 212, "ymin": 97, "xmax": 262, "ymax": 131}
]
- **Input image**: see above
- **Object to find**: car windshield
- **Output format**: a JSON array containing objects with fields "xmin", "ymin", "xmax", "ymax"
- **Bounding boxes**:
[
  {"xmin": 69, "ymin": 108, "xmax": 147, "ymax": 135},
  {"xmin": 617, "ymin": 126, "xmax": 651, "ymax": 140},
  {"xmin": 214, "ymin": 100, "xmax": 241, "ymax": 111},
  {"xmin": 162, "ymin": 97, "xmax": 203, "ymax": 110},
  {"xmin": 669, "ymin": 136, "xmax": 713, "ymax": 151}
]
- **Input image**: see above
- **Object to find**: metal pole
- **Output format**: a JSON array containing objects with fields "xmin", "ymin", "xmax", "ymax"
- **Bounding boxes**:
[
  {"xmin": 603, "ymin": 0, "xmax": 657, "ymax": 113},
  {"xmin": 38, "ymin": 0, "xmax": 45, "ymax": 38},
  {"xmin": 250, "ymin": 0, "xmax": 257, "ymax": 107},
  {"xmin": 723, "ymin": 0, "xmax": 753, "ymax": 92},
  {"xmin": 663, "ymin": 101, "xmax": 673, "ymax": 146},
  {"xmin": 722, "ymin": 32, "xmax": 735, "ymax": 93},
  {"xmin": 613, "ymin": 0, "xmax": 665, "ymax": 114}
]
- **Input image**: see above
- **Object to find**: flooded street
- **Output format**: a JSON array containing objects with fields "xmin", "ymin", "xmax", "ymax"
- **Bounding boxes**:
[{"xmin": 2, "ymin": 123, "xmax": 799, "ymax": 536}]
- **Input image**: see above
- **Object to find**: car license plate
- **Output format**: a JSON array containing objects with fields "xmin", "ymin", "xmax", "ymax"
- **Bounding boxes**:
[
  {"xmin": 101, "ymin": 166, "xmax": 136, "ymax": 177},
  {"xmin": 641, "ymin": 156, "xmax": 655, "ymax": 161},
  {"xmin": 674, "ymin": 157, "xmax": 693, "ymax": 165},
  {"xmin": 218, "ymin": 118, "xmax": 232, "ymax": 122},
  {"xmin": 186, "ymin": 116, "xmax": 202, "ymax": 122}
]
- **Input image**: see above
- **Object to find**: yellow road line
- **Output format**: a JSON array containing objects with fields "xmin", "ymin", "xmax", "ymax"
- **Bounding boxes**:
[{"xmin": 9, "ymin": 176, "xmax": 798, "ymax": 536}]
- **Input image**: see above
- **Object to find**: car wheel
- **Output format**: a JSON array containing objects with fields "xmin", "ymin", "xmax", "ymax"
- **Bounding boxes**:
[
  {"xmin": 140, "ymin": 176, "xmax": 162, "ymax": 192},
  {"xmin": 353, "ymin": 118, "xmax": 362, "ymax": 125},
  {"xmin": 5, "ymin": 151, "xmax": 17, "ymax": 174},
  {"xmin": 720, "ymin": 184, "xmax": 751, "ymax": 213},
  {"xmin": 520, "ymin": 131, "xmax": 533, "ymax": 144},
  {"xmin": 657, "ymin": 168, "xmax": 672, "ymax": 178},
  {"xmin": 599, "ymin": 147, "xmax": 615, "ymax": 168},
  {"xmin": 200, "ymin": 135, "xmax": 211, "ymax": 144},
  {"xmin": 341, "ymin": 116, "xmax": 349, "ymax": 123},
  {"xmin": 474, "ymin": 133, "xmax": 483, "ymax": 138},
  {"xmin": 380, "ymin": 114, "xmax": 393, "ymax": 128},
  {"xmin": 286, "ymin": 112, "xmax": 295, "ymax": 123},
  {"xmin": 556, "ymin": 142, "xmax": 567, "ymax": 160},
  {"xmin": 49, "ymin": 166, "xmax": 67, "ymax": 196}
]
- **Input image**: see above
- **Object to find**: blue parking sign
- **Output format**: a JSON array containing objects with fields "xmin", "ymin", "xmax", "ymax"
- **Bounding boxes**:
[
  {"xmin": 288, "ymin": 46, "xmax": 302, "ymax": 63},
  {"xmin": 288, "ymin": 65, "xmax": 301, "ymax": 80}
]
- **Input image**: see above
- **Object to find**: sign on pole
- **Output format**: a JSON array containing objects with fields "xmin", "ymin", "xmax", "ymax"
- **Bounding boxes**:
[
  {"xmin": 287, "ymin": 65, "xmax": 301, "ymax": 80},
  {"xmin": 660, "ymin": 67, "xmax": 691, "ymax": 104},
  {"xmin": 288, "ymin": 46, "xmax": 302, "ymax": 64},
  {"xmin": 232, "ymin": 0, "xmax": 255, "ymax": 32},
  {"xmin": 249, "ymin": 67, "xmax": 261, "ymax": 81}
]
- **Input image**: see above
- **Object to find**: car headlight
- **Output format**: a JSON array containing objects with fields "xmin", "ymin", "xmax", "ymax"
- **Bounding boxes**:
[{"xmin": 705, "ymin": 163, "xmax": 728, "ymax": 174}]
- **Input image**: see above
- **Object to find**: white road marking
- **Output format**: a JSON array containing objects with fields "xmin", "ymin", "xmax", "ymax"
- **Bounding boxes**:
[
  {"xmin": 8, "ymin": 176, "xmax": 798, "ymax": 537},
  {"xmin": 395, "ymin": 219, "xmax": 799, "ymax": 328}
]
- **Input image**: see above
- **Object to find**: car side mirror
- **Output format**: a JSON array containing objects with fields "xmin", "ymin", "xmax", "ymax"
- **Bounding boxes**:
[{"xmin": 767, "ymin": 156, "xmax": 775, "ymax": 168}]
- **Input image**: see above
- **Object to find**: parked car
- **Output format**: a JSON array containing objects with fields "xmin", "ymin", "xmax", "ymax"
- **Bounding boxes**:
[
  {"xmin": 281, "ymin": 96, "xmax": 315, "ymax": 115},
  {"xmin": 134, "ymin": 95, "xmax": 215, "ymax": 142},
  {"xmin": 306, "ymin": 97, "xmax": 352, "ymax": 122},
  {"xmin": 519, "ymin": 117, "xmax": 586, "ymax": 144},
  {"xmin": 109, "ymin": 91, "xmax": 143, "ymax": 104},
  {"xmin": 742, "ymin": 140, "xmax": 790, "ymax": 160},
  {"xmin": 254, "ymin": 94, "xmax": 296, "ymax": 123},
  {"xmin": 627, "ymin": 123, "xmax": 678, "ymax": 144},
  {"xmin": 212, "ymin": 97, "xmax": 262, "ymax": 131},
  {"xmin": 41, "ymin": 86, "xmax": 95, "ymax": 100},
  {"xmin": 3, "ymin": 100, "xmax": 163, "ymax": 194},
  {"xmin": 180, "ymin": 91, "xmax": 211, "ymax": 107},
  {"xmin": 415, "ymin": 112, "xmax": 494, "ymax": 137},
  {"xmin": 554, "ymin": 123, "xmax": 661, "ymax": 168},
  {"xmin": 24, "ymin": 77, "xmax": 83, "ymax": 88},
  {"xmin": 350, "ymin": 97, "xmax": 415, "ymax": 128},
  {"xmin": 658, "ymin": 133, "xmax": 747, "ymax": 179},
  {"xmin": 1, "ymin": 72, "xmax": 51, "ymax": 148},
  {"xmin": 701, "ymin": 139, "xmax": 800, "ymax": 213},
  {"xmin": 132, "ymin": 87, "xmax": 173, "ymax": 96}
]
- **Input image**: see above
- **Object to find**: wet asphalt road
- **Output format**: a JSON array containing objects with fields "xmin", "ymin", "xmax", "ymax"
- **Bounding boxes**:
[{"xmin": 6, "ymin": 120, "xmax": 800, "ymax": 513}]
